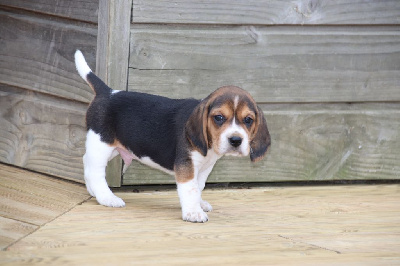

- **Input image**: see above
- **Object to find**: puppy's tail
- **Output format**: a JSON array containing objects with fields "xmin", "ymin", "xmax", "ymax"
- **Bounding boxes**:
[{"xmin": 74, "ymin": 50, "xmax": 111, "ymax": 95}]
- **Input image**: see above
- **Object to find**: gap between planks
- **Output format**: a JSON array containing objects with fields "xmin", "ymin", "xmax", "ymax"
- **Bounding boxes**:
[{"xmin": 0, "ymin": 163, "xmax": 91, "ymax": 250}]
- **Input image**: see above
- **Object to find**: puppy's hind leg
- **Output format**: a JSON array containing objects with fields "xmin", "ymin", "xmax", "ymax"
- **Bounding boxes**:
[{"xmin": 83, "ymin": 130, "xmax": 125, "ymax": 207}]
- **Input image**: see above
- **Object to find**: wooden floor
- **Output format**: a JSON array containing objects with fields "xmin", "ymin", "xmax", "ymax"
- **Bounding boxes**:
[
  {"xmin": 0, "ymin": 164, "xmax": 90, "ymax": 250},
  {"xmin": 0, "ymin": 164, "xmax": 399, "ymax": 265}
]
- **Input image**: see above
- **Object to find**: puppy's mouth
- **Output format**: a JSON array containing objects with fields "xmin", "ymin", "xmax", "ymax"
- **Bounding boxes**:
[
  {"xmin": 223, "ymin": 146, "xmax": 250, "ymax": 157},
  {"xmin": 226, "ymin": 151, "xmax": 244, "ymax": 157}
]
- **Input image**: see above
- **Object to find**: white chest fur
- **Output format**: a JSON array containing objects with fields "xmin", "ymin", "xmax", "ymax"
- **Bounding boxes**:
[{"xmin": 191, "ymin": 149, "xmax": 222, "ymax": 177}]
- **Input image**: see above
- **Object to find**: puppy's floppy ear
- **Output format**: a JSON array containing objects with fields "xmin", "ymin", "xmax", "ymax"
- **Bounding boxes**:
[
  {"xmin": 250, "ymin": 106, "xmax": 271, "ymax": 162},
  {"xmin": 185, "ymin": 100, "xmax": 209, "ymax": 156}
]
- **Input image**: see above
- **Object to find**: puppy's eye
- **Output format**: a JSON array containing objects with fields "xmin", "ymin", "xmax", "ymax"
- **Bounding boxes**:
[
  {"xmin": 213, "ymin": 115, "xmax": 225, "ymax": 125},
  {"xmin": 244, "ymin": 116, "xmax": 253, "ymax": 126}
]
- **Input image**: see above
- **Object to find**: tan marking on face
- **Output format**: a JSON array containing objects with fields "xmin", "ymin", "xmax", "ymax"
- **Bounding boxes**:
[
  {"xmin": 203, "ymin": 86, "xmax": 258, "ymax": 155},
  {"xmin": 207, "ymin": 102, "xmax": 235, "ymax": 154},
  {"xmin": 187, "ymin": 85, "xmax": 267, "ymax": 158},
  {"xmin": 236, "ymin": 102, "xmax": 257, "ymax": 136}
]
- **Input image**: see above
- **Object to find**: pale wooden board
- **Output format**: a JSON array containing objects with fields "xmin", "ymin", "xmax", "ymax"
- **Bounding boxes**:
[
  {"xmin": 132, "ymin": 0, "xmax": 400, "ymax": 25},
  {"xmin": 0, "ymin": 217, "xmax": 37, "ymax": 250},
  {"xmin": 128, "ymin": 25, "xmax": 400, "ymax": 103},
  {"xmin": 0, "ymin": 85, "xmax": 87, "ymax": 182},
  {"xmin": 3, "ymin": 185, "xmax": 399, "ymax": 264},
  {"xmin": 123, "ymin": 103, "xmax": 400, "ymax": 185},
  {"xmin": 0, "ymin": 164, "xmax": 90, "ymax": 249},
  {"xmin": 0, "ymin": 0, "xmax": 99, "ymax": 23},
  {"xmin": 0, "ymin": 10, "xmax": 97, "ymax": 104}
]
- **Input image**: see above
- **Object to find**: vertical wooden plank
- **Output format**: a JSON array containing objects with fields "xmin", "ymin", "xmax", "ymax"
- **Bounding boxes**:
[{"xmin": 96, "ymin": 0, "xmax": 132, "ymax": 187}]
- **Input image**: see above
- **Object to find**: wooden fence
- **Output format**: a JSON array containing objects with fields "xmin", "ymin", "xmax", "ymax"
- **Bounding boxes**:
[{"xmin": 0, "ymin": 0, "xmax": 399, "ymax": 186}]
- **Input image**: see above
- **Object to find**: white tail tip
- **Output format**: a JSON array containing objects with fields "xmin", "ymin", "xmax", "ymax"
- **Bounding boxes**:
[{"xmin": 74, "ymin": 50, "xmax": 92, "ymax": 81}]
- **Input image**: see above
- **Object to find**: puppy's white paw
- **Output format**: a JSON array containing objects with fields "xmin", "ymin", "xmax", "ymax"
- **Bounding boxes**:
[
  {"xmin": 96, "ymin": 194, "xmax": 125, "ymax": 207},
  {"xmin": 200, "ymin": 200, "xmax": 213, "ymax": 212},
  {"xmin": 182, "ymin": 210, "xmax": 208, "ymax": 223}
]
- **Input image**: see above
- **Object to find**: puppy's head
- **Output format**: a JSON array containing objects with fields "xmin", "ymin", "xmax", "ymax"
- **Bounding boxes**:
[{"xmin": 186, "ymin": 86, "xmax": 270, "ymax": 162}]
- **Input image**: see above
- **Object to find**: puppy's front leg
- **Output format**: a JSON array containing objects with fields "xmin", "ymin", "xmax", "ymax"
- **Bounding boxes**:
[
  {"xmin": 197, "ymin": 165, "xmax": 214, "ymax": 213},
  {"xmin": 177, "ymin": 176, "xmax": 208, "ymax": 223}
]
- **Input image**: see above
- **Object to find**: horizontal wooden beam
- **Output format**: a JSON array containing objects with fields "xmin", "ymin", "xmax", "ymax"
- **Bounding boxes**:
[
  {"xmin": 128, "ymin": 25, "xmax": 400, "ymax": 103},
  {"xmin": 0, "ymin": 0, "xmax": 99, "ymax": 23},
  {"xmin": 131, "ymin": 0, "xmax": 400, "ymax": 25},
  {"xmin": 123, "ymin": 103, "xmax": 400, "ymax": 184},
  {"xmin": 130, "ymin": 26, "xmax": 400, "ymax": 71},
  {"xmin": 3, "ymin": 84, "xmax": 398, "ymax": 184},
  {"xmin": 128, "ymin": 68, "xmax": 400, "ymax": 104}
]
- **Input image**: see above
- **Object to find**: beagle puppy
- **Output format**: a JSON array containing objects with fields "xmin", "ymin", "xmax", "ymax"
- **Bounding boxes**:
[{"xmin": 75, "ymin": 50, "xmax": 271, "ymax": 222}]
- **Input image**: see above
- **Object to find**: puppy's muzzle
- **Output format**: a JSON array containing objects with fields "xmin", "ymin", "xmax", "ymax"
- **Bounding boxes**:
[{"xmin": 229, "ymin": 136, "xmax": 242, "ymax": 147}]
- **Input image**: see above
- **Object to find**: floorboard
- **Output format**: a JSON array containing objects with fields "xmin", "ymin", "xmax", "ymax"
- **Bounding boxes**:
[
  {"xmin": 0, "ymin": 173, "xmax": 398, "ymax": 265},
  {"xmin": 0, "ymin": 163, "xmax": 90, "ymax": 250}
]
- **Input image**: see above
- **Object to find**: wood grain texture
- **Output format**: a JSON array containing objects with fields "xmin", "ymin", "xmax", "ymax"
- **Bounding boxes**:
[
  {"xmin": 96, "ymin": 0, "xmax": 132, "ymax": 88},
  {"xmin": 0, "ymin": 217, "xmax": 37, "ymax": 250},
  {"xmin": 96, "ymin": 0, "xmax": 132, "ymax": 187},
  {"xmin": 132, "ymin": 0, "xmax": 400, "ymax": 25},
  {"xmin": 0, "ymin": 85, "xmax": 87, "ymax": 182},
  {"xmin": 123, "ymin": 103, "xmax": 400, "ymax": 185},
  {"xmin": 3, "ymin": 185, "xmax": 400, "ymax": 264},
  {"xmin": 0, "ymin": 0, "xmax": 99, "ymax": 23},
  {"xmin": 128, "ymin": 67, "xmax": 400, "ymax": 104},
  {"xmin": 0, "ymin": 163, "xmax": 89, "ymax": 249},
  {"xmin": 0, "ymin": 10, "xmax": 97, "ymax": 104},
  {"xmin": 128, "ymin": 25, "xmax": 400, "ymax": 103}
]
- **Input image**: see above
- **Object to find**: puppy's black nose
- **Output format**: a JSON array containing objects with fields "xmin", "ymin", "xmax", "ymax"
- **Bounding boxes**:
[{"xmin": 229, "ymin": 136, "xmax": 242, "ymax": 147}]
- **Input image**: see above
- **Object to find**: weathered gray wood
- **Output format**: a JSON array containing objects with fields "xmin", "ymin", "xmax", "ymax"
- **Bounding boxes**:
[
  {"xmin": 0, "ymin": 0, "xmax": 99, "ymax": 23},
  {"xmin": 128, "ymin": 25, "xmax": 400, "ymax": 103},
  {"xmin": 123, "ymin": 103, "xmax": 400, "ymax": 185},
  {"xmin": 130, "ymin": 25, "xmax": 400, "ymax": 71},
  {"xmin": 0, "ymin": 85, "xmax": 87, "ymax": 183},
  {"xmin": 96, "ymin": 0, "xmax": 132, "ymax": 187},
  {"xmin": 0, "ymin": 10, "xmax": 97, "ymax": 103},
  {"xmin": 128, "ymin": 68, "xmax": 400, "ymax": 104},
  {"xmin": 1, "ymin": 0, "xmax": 399, "ymax": 187},
  {"xmin": 96, "ymin": 0, "xmax": 132, "ymax": 90},
  {"xmin": 132, "ymin": 0, "xmax": 400, "ymax": 25}
]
